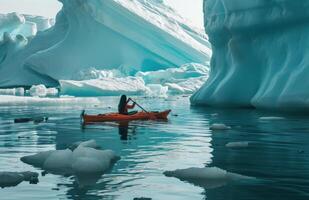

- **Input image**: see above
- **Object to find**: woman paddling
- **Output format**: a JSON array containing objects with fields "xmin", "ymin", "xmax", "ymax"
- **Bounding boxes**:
[{"xmin": 118, "ymin": 95, "xmax": 136, "ymax": 115}]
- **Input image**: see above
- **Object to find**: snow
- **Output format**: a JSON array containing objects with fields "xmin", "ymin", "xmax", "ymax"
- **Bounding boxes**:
[
  {"xmin": 0, "ymin": 13, "xmax": 52, "ymax": 40},
  {"xmin": 164, "ymin": 167, "xmax": 255, "ymax": 189},
  {"xmin": 191, "ymin": 0, "xmax": 309, "ymax": 110},
  {"xmin": 21, "ymin": 140, "xmax": 119, "ymax": 178},
  {"xmin": 0, "ymin": 0, "xmax": 210, "ymax": 88}
]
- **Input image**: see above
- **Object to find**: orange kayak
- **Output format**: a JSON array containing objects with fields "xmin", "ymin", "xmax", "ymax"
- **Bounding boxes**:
[{"xmin": 82, "ymin": 110, "xmax": 171, "ymax": 123}]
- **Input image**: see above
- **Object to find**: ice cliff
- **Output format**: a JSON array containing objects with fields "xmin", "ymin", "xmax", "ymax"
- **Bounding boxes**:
[
  {"xmin": 0, "ymin": 0, "xmax": 210, "ymax": 89},
  {"xmin": 191, "ymin": 0, "xmax": 309, "ymax": 110}
]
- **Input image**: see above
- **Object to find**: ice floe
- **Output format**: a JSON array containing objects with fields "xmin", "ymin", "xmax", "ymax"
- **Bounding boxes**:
[
  {"xmin": 0, "ymin": 171, "xmax": 39, "ymax": 188},
  {"xmin": 164, "ymin": 167, "xmax": 255, "ymax": 189},
  {"xmin": 21, "ymin": 140, "xmax": 119, "ymax": 186}
]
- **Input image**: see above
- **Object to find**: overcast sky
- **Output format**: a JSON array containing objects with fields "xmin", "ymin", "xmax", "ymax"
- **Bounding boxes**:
[{"xmin": 0, "ymin": 0, "xmax": 204, "ymax": 28}]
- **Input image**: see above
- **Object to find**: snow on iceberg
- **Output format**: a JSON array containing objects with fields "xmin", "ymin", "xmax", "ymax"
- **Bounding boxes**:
[
  {"xmin": 60, "ymin": 77, "xmax": 147, "ymax": 97},
  {"xmin": 0, "ymin": 13, "xmax": 53, "ymax": 40},
  {"xmin": 59, "ymin": 63, "xmax": 209, "ymax": 97},
  {"xmin": 0, "ymin": 0, "xmax": 211, "ymax": 88},
  {"xmin": 191, "ymin": 0, "xmax": 309, "ymax": 110}
]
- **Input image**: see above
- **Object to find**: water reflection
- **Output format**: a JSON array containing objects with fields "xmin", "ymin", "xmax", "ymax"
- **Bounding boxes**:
[
  {"xmin": 190, "ymin": 107, "xmax": 309, "ymax": 200},
  {"xmin": 1, "ymin": 97, "xmax": 309, "ymax": 199}
]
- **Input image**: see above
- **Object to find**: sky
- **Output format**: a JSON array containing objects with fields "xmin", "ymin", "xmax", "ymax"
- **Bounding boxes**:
[{"xmin": 0, "ymin": 0, "xmax": 204, "ymax": 28}]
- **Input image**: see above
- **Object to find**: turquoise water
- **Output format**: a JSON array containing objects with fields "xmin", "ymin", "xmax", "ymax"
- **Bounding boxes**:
[{"xmin": 1, "ymin": 96, "xmax": 309, "ymax": 200}]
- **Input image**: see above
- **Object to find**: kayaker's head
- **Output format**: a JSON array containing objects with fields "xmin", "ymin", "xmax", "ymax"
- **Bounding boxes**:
[
  {"xmin": 120, "ymin": 95, "xmax": 127, "ymax": 104},
  {"xmin": 118, "ymin": 95, "xmax": 127, "ymax": 113}
]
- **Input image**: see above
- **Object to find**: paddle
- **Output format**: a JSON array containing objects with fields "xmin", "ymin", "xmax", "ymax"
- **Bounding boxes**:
[{"xmin": 129, "ymin": 98, "xmax": 149, "ymax": 113}]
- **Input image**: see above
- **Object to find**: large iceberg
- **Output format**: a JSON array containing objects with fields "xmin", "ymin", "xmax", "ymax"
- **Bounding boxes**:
[
  {"xmin": 0, "ymin": 0, "xmax": 211, "ymax": 88},
  {"xmin": 191, "ymin": 0, "xmax": 309, "ymax": 110}
]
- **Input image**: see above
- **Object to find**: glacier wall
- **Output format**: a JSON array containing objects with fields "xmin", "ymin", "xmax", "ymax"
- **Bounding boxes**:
[
  {"xmin": 191, "ymin": 0, "xmax": 309, "ymax": 110},
  {"xmin": 0, "ymin": 0, "xmax": 210, "ymax": 88}
]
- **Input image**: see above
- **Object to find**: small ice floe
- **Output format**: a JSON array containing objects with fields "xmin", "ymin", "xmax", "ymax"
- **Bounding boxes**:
[
  {"xmin": 226, "ymin": 141, "xmax": 250, "ymax": 149},
  {"xmin": 29, "ymin": 84, "xmax": 58, "ymax": 97},
  {"xmin": 14, "ymin": 117, "xmax": 48, "ymax": 124},
  {"xmin": 164, "ymin": 167, "xmax": 255, "ymax": 189},
  {"xmin": 21, "ymin": 140, "xmax": 119, "ymax": 186},
  {"xmin": 259, "ymin": 116, "xmax": 285, "ymax": 120},
  {"xmin": 0, "ymin": 88, "xmax": 24, "ymax": 96},
  {"xmin": 210, "ymin": 123, "xmax": 231, "ymax": 130},
  {"xmin": 0, "ymin": 171, "xmax": 39, "ymax": 188}
]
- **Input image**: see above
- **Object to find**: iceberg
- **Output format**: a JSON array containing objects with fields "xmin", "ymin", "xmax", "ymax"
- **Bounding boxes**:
[
  {"xmin": 0, "ymin": 0, "xmax": 211, "ymax": 89},
  {"xmin": 58, "ymin": 63, "xmax": 208, "ymax": 97},
  {"xmin": 192, "ymin": 0, "xmax": 309, "ymax": 110}
]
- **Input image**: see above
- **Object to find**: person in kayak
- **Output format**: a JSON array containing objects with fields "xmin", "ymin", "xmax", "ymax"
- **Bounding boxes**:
[{"xmin": 118, "ymin": 95, "xmax": 136, "ymax": 115}]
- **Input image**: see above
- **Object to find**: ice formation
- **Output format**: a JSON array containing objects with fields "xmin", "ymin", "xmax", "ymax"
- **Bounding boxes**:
[
  {"xmin": 0, "ymin": 171, "xmax": 39, "ymax": 188},
  {"xmin": 21, "ymin": 140, "xmax": 119, "ymax": 176},
  {"xmin": 191, "ymin": 1, "xmax": 309, "ymax": 110},
  {"xmin": 0, "ymin": 13, "xmax": 53, "ymax": 40},
  {"xmin": 0, "ymin": 0, "xmax": 210, "ymax": 89},
  {"xmin": 59, "ymin": 63, "xmax": 208, "ymax": 97},
  {"xmin": 164, "ymin": 167, "xmax": 255, "ymax": 189}
]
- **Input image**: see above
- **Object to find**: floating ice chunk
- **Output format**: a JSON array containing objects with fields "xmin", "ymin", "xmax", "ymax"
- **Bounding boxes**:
[
  {"xmin": 0, "ymin": 171, "xmax": 39, "ymax": 188},
  {"xmin": 210, "ymin": 123, "xmax": 231, "ymax": 130},
  {"xmin": 259, "ymin": 116, "xmax": 285, "ymax": 120},
  {"xmin": 21, "ymin": 140, "xmax": 119, "ymax": 183},
  {"xmin": 46, "ymin": 88, "xmax": 58, "ymax": 96},
  {"xmin": 29, "ymin": 84, "xmax": 47, "ymax": 97},
  {"xmin": 0, "ymin": 88, "xmax": 24, "ymax": 96},
  {"xmin": 0, "ymin": 172, "xmax": 24, "ymax": 188},
  {"xmin": 0, "ymin": 95, "xmax": 100, "ymax": 107},
  {"xmin": 43, "ymin": 149, "xmax": 73, "ymax": 175},
  {"xmin": 164, "ymin": 167, "xmax": 255, "ymax": 189},
  {"xmin": 21, "ymin": 150, "xmax": 54, "ymax": 168},
  {"xmin": 72, "ymin": 146, "xmax": 119, "ymax": 174},
  {"xmin": 226, "ymin": 142, "xmax": 250, "ymax": 149}
]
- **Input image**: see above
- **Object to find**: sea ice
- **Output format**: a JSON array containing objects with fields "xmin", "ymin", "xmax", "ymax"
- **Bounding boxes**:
[{"xmin": 164, "ymin": 167, "xmax": 255, "ymax": 189}]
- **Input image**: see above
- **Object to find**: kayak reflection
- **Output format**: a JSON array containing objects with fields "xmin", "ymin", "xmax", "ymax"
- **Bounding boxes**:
[{"xmin": 118, "ymin": 121, "xmax": 137, "ymax": 141}]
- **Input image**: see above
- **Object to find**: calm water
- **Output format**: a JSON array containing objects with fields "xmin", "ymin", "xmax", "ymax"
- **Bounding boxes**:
[{"xmin": 1, "ymin": 96, "xmax": 309, "ymax": 200}]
